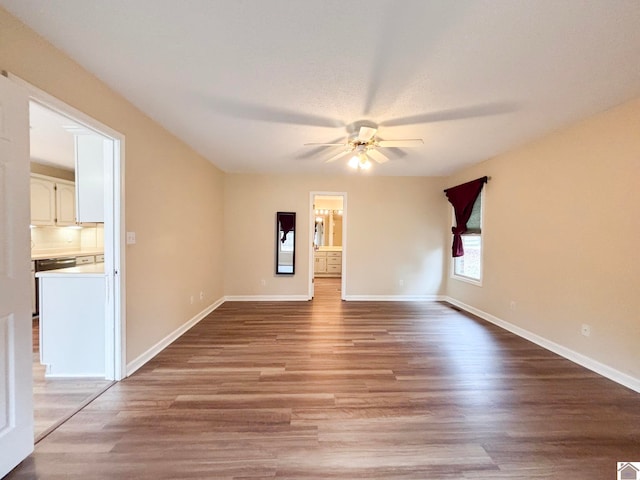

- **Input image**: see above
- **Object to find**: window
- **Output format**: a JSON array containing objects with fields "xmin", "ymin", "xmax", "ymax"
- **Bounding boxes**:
[{"xmin": 453, "ymin": 192, "xmax": 483, "ymax": 282}]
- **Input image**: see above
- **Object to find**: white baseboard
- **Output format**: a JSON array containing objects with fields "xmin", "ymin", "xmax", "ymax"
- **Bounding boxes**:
[
  {"xmin": 443, "ymin": 296, "xmax": 640, "ymax": 393},
  {"xmin": 344, "ymin": 295, "xmax": 445, "ymax": 302},
  {"xmin": 126, "ymin": 296, "xmax": 225, "ymax": 376},
  {"xmin": 224, "ymin": 295, "xmax": 309, "ymax": 301}
]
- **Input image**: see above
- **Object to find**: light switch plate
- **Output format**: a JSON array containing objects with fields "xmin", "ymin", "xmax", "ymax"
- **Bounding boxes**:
[{"xmin": 126, "ymin": 231, "xmax": 136, "ymax": 244}]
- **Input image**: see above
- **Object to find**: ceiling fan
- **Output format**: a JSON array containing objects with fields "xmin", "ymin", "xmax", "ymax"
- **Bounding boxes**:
[{"xmin": 304, "ymin": 123, "xmax": 423, "ymax": 170}]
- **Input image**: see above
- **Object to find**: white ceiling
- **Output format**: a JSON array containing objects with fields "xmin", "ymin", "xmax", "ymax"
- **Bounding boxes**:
[
  {"xmin": 29, "ymin": 101, "xmax": 89, "ymax": 170},
  {"xmin": 4, "ymin": 0, "xmax": 640, "ymax": 176}
]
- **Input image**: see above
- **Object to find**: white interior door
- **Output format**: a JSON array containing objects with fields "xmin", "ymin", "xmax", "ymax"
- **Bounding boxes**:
[{"xmin": 0, "ymin": 75, "xmax": 34, "ymax": 475}]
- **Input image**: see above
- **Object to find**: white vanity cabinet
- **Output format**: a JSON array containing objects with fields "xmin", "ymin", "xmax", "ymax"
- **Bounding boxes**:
[
  {"xmin": 314, "ymin": 250, "xmax": 342, "ymax": 277},
  {"xmin": 326, "ymin": 251, "xmax": 342, "ymax": 275},
  {"xmin": 314, "ymin": 253, "xmax": 327, "ymax": 273},
  {"xmin": 30, "ymin": 174, "xmax": 76, "ymax": 226}
]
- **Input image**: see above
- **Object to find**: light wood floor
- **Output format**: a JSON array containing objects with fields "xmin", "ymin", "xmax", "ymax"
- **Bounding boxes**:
[
  {"xmin": 32, "ymin": 317, "xmax": 113, "ymax": 442},
  {"xmin": 9, "ymin": 279, "xmax": 640, "ymax": 479}
]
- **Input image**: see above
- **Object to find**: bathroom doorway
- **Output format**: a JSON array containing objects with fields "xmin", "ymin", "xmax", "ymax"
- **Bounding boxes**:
[{"xmin": 309, "ymin": 192, "xmax": 346, "ymax": 300}]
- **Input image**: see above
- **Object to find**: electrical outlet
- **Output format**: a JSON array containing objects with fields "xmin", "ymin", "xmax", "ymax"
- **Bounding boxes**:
[
  {"xmin": 510, "ymin": 301, "xmax": 517, "ymax": 311},
  {"xmin": 199, "ymin": 291, "xmax": 204, "ymax": 301},
  {"xmin": 126, "ymin": 231, "xmax": 136, "ymax": 244},
  {"xmin": 399, "ymin": 279, "xmax": 404, "ymax": 287},
  {"xmin": 261, "ymin": 279, "xmax": 266, "ymax": 286},
  {"xmin": 190, "ymin": 295, "xmax": 194, "ymax": 305},
  {"xmin": 581, "ymin": 324, "xmax": 591, "ymax": 337}
]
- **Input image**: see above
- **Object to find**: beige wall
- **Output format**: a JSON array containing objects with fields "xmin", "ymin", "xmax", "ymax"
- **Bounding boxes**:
[
  {"xmin": 1, "ymin": 8, "xmax": 225, "ymax": 363},
  {"xmin": 446, "ymin": 98, "xmax": 640, "ymax": 380},
  {"xmin": 224, "ymin": 174, "xmax": 447, "ymax": 298}
]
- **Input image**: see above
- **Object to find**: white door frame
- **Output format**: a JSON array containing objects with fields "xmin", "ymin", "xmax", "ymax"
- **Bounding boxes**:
[
  {"xmin": 10, "ymin": 74, "xmax": 126, "ymax": 381},
  {"xmin": 309, "ymin": 191, "xmax": 347, "ymax": 300}
]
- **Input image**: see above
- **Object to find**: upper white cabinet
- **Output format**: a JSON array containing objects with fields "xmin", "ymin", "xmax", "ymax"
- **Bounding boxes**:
[
  {"xmin": 75, "ymin": 135, "xmax": 105, "ymax": 223},
  {"xmin": 55, "ymin": 181, "xmax": 76, "ymax": 225},
  {"xmin": 30, "ymin": 174, "xmax": 76, "ymax": 226},
  {"xmin": 30, "ymin": 176, "xmax": 56, "ymax": 225}
]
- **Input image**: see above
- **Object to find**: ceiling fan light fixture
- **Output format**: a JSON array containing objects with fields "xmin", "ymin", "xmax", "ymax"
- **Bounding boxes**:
[{"xmin": 348, "ymin": 152, "xmax": 371, "ymax": 170}]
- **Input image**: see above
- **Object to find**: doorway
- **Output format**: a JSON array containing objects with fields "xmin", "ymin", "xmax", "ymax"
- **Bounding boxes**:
[
  {"xmin": 20, "ymin": 79, "xmax": 124, "ymax": 441},
  {"xmin": 309, "ymin": 192, "xmax": 346, "ymax": 300}
]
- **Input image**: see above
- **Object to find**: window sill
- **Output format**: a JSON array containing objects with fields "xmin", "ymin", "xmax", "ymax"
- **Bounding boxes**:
[{"xmin": 451, "ymin": 274, "xmax": 482, "ymax": 287}]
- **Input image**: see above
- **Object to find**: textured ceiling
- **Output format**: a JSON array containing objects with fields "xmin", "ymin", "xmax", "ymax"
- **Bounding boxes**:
[{"xmin": 4, "ymin": 0, "xmax": 640, "ymax": 176}]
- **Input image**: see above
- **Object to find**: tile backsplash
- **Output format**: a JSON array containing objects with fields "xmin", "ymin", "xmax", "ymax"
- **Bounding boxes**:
[{"xmin": 31, "ymin": 224, "xmax": 104, "ymax": 252}]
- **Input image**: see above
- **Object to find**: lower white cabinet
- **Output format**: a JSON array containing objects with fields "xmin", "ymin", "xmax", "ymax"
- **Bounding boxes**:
[
  {"xmin": 76, "ymin": 255, "xmax": 95, "ymax": 265},
  {"xmin": 314, "ymin": 250, "xmax": 342, "ymax": 277},
  {"xmin": 314, "ymin": 255, "xmax": 327, "ymax": 273},
  {"xmin": 38, "ymin": 272, "xmax": 105, "ymax": 377}
]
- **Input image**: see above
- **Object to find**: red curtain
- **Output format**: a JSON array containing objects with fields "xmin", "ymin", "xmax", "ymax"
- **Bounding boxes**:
[
  {"xmin": 278, "ymin": 213, "xmax": 295, "ymax": 243},
  {"xmin": 444, "ymin": 176, "xmax": 487, "ymax": 257}
]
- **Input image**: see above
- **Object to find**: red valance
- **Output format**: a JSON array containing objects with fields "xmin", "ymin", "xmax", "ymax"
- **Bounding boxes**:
[
  {"xmin": 278, "ymin": 213, "xmax": 295, "ymax": 243},
  {"xmin": 444, "ymin": 176, "xmax": 488, "ymax": 257}
]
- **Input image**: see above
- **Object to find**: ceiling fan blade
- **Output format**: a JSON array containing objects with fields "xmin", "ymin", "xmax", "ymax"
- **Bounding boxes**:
[
  {"xmin": 296, "ymin": 137, "xmax": 347, "ymax": 160},
  {"xmin": 304, "ymin": 142, "xmax": 348, "ymax": 146},
  {"xmin": 367, "ymin": 149, "xmax": 390, "ymax": 164},
  {"xmin": 201, "ymin": 94, "xmax": 344, "ymax": 128},
  {"xmin": 324, "ymin": 150, "xmax": 351, "ymax": 164},
  {"xmin": 380, "ymin": 102, "xmax": 517, "ymax": 127},
  {"xmin": 377, "ymin": 139, "xmax": 424, "ymax": 147},
  {"xmin": 357, "ymin": 126, "xmax": 377, "ymax": 142}
]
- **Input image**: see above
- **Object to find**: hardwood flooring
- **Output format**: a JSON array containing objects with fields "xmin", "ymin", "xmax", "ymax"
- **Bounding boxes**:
[
  {"xmin": 9, "ymin": 279, "xmax": 640, "ymax": 479},
  {"xmin": 32, "ymin": 317, "xmax": 113, "ymax": 442}
]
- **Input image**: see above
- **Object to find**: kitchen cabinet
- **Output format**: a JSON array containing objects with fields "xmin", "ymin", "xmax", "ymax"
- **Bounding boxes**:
[
  {"xmin": 30, "ymin": 175, "xmax": 55, "ymax": 225},
  {"xmin": 36, "ymin": 264, "xmax": 106, "ymax": 377},
  {"xmin": 314, "ymin": 250, "xmax": 342, "ymax": 277},
  {"xmin": 55, "ymin": 181, "xmax": 76, "ymax": 225},
  {"xmin": 76, "ymin": 255, "xmax": 95, "ymax": 265},
  {"xmin": 30, "ymin": 174, "xmax": 76, "ymax": 226},
  {"xmin": 75, "ymin": 135, "xmax": 105, "ymax": 222}
]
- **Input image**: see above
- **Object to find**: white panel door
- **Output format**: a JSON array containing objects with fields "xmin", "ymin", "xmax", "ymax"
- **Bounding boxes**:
[{"xmin": 0, "ymin": 75, "xmax": 34, "ymax": 476}]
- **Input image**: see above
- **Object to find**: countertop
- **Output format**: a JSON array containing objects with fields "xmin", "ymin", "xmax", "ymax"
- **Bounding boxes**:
[
  {"xmin": 316, "ymin": 246, "xmax": 343, "ymax": 252},
  {"xmin": 31, "ymin": 249, "xmax": 104, "ymax": 260},
  {"xmin": 35, "ymin": 263, "xmax": 105, "ymax": 278}
]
